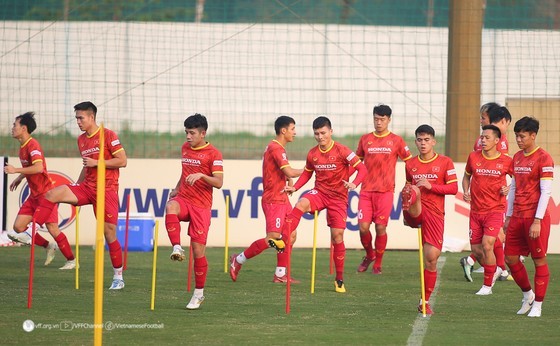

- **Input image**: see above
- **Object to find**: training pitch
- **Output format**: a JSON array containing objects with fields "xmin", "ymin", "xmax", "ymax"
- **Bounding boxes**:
[{"xmin": 1, "ymin": 246, "xmax": 560, "ymax": 345}]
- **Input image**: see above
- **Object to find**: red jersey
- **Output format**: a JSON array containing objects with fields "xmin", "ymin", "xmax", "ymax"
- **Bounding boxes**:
[
  {"xmin": 77, "ymin": 127, "xmax": 124, "ymax": 193},
  {"xmin": 304, "ymin": 141, "xmax": 362, "ymax": 202},
  {"xmin": 19, "ymin": 137, "xmax": 53, "ymax": 197},
  {"xmin": 262, "ymin": 140, "xmax": 292, "ymax": 204},
  {"xmin": 177, "ymin": 142, "xmax": 223, "ymax": 209},
  {"xmin": 473, "ymin": 134, "xmax": 509, "ymax": 154},
  {"xmin": 465, "ymin": 151, "xmax": 513, "ymax": 213},
  {"xmin": 405, "ymin": 154, "xmax": 458, "ymax": 218},
  {"xmin": 356, "ymin": 131, "xmax": 411, "ymax": 192},
  {"xmin": 510, "ymin": 147, "xmax": 554, "ymax": 218}
]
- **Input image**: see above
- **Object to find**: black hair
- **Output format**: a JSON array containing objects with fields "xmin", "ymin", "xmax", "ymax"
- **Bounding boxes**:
[
  {"xmin": 415, "ymin": 124, "xmax": 435, "ymax": 137},
  {"xmin": 488, "ymin": 106, "xmax": 512, "ymax": 124},
  {"xmin": 514, "ymin": 116, "xmax": 539, "ymax": 134},
  {"xmin": 184, "ymin": 113, "xmax": 208, "ymax": 131},
  {"xmin": 481, "ymin": 124, "xmax": 502, "ymax": 139},
  {"xmin": 312, "ymin": 116, "xmax": 331, "ymax": 130},
  {"xmin": 16, "ymin": 112, "xmax": 37, "ymax": 134},
  {"xmin": 373, "ymin": 104, "xmax": 392, "ymax": 117},
  {"xmin": 480, "ymin": 102, "xmax": 500, "ymax": 115},
  {"xmin": 274, "ymin": 115, "xmax": 295, "ymax": 135},
  {"xmin": 74, "ymin": 101, "xmax": 97, "ymax": 119}
]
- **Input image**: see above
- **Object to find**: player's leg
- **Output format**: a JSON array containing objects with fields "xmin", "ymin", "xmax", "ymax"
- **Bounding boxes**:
[
  {"xmin": 33, "ymin": 185, "xmax": 77, "ymax": 225},
  {"xmin": 402, "ymin": 185, "xmax": 421, "ymax": 217},
  {"xmin": 331, "ymin": 227, "xmax": 346, "ymax": 293},
  {"xmin": 527, "ymin": 215, "xmax": 551, "ymax": 317},
  {"xmin": 46, "ymin": 219, "xmax": 76, "ymax": 269},
  {"xmin": 477, "ymin": 234, "xmax": 497, "ymax": 295},
  {"xmin": 165, "ymin": 198, "xmax": 185, "ymax": 261},
  {"xmin": 418, "ymin": 212, "xmax": 443, "ymax": 314},
  {"xmin": 357, "ymin": 191, "xmax": 375, "ymax": 272},
  {"xmin": 371, "ymin": 191, "xmax": 392, "ymax": 273},
  {"xmin": 281, "ymin": 196, "xmax": 312, "ymax": 239},
  {"xmin": 186, "ymin": 209, "xmax": 211, "ymax": 310},
  {"xmin": 504, "ymin": 217, "xmax": 534, "ymax": 315},
  {"xmin": 9, "ymin": 198, "xmax": 50, "ymax": 248},
  {"xmin": 494, "ymin": 228, "xmax": 509, "ymax": 280},
  {"xmin": 100, "ymin": 190, "xmax": 124, "ymax": 290}
]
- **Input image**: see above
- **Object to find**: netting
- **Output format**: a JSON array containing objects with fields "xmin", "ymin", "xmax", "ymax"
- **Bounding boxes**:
[{"xmin": 1, "ymin": 0, "xmax": 559, "ymax": 159}]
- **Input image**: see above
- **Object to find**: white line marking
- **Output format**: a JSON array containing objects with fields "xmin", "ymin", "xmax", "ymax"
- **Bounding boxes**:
[{"xmin": 406, "ymin": 256, "xmax": 447, "ymax": 346}]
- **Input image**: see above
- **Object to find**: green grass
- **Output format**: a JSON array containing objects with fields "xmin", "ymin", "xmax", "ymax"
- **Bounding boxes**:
[
  {"xmin": 0, "ymin": 131, "xmax": 446, "ymax": 160},
  {"xmin": 2, "ymin": 247, "xmax": 558, "ymax": 345}
]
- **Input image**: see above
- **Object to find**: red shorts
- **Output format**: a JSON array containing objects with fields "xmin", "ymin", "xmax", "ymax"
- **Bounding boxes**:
[
  {"xmin": 302, "ymin": 189, "xmax": 347, "ymax": 229},
  {"xmin": 262, "ymin": 202, "xmax": 291, "ymax": 234},
  {"xmin": 403, "ymin": 208, "xmax": 444, "ymax": 250},
  {"xmin": 469, "ymin": 212, "xmax": 503, "ymax": 245},
  {"xmin": 505, "ymin": 215, "xmax": 550, "ymax": 259},
  {"xmin": 68, "ymin": 184, "xmax": 119, "ymax": 225},
  {"xmin": 18, "ymin": 195, "xmax": 59, "ymax": 224},
  {"xmin": 170, "ymin": 197, "xmax": 212, "ymax": 245},
  {"xmin": 358, "ymin": 191, "xmax": 393, "ymax": 226}
]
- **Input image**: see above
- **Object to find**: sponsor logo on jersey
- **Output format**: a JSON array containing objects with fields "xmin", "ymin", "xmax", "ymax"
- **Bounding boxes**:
[
  {"xmin": 543, "ymin": 166, "xmax": 554, "ymax": 173},
  {"xmin": 111, "ymin": 139, "xmax": 120, "ymax": 147},
  {"xmin": 30, "ymin": 149, "xmax": 42, "ymax": 157},
  {"xmin": 346, "ymin": 152, "xmax": 356, "ymax": 161},
  {"xmin": 368, "ymin": 147, "xmax": 392, "ymax": 153},
  {"xmin": 315, "ymin": 164, "xmax": 337, "ymax": 170},
  {"xmin": 447, "ymin": 169, "xmax": 456, "ymax": 176},
  {"xmin": 182, "ymin": 158, "xmax": 201, "ymax": 165},
  {"xmin": 412, "ymin": 173, "xmax": 439, "ymax": 180},
  {"xmin": 213, "ymin": 160, "xmax": 223, "ymax": 166},
  {"xmin": 81, "ymin": 147, "xmax": 100, "ymax": 156},
  {"xmin": 515, "ymin": 166, "xmax": 532, "ymax": 173},
  {"xmin": 475, "ymin": 168, "xmax": 503, "ymax": 176}
]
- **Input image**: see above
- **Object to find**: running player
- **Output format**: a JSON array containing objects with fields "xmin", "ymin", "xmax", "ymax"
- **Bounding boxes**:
[
  {"xmin": 165, "ymin": 113, "xmax": 224, "ymax": 310},
  {"xmin": 462, "ymin": 125, "xmax": 512, "ymax": 295},
  {"xmin": 460, "ymin": 103, "xmax": 512, "ymax": 282},
  {"xmin": 401, "ymin": 124, "xmax": 458, "ymax": 315},
  {"xmin": 504, "ymin": 116, "xmax": 553, "ymax": 318},
  {"xmin": 229, "ymin": 116, "xmax": 303, "ymax": 283},
  {"xmin": 282, "ymin": 116, "xmax": 367, "ymax": 293},
  {"xmin": 355, "ymin": 104, "xmax": 411, "ymax": 274},
  {"xmin": 4, "ymin": 112, "xmax": 75, "ymax": 269},
  {"xmin": 30, "ymin": 102, "xmax": 127, "ymax": 289}
]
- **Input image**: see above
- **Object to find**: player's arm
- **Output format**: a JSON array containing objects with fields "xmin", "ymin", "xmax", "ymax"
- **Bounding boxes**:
[
  {"xmin": 281, "ymin": 165, "xmax": 303, "ymax": 179},
  {"xmin": 503, "ymin": 177, "xmax": 516, "ymax": 232},
  {"xmin": 462, "ymin": 173, "xmax": 472, "ymax": 202},
  {"xmin": 84, "ymin": 149, "xmax": 127, "ymax": 169},
  {"xmin": 8, "ymin": 173, "xmax": 26, "ymax": 191},
  {"xmin": 4, "ymin": 160, "xmax": 43, "ymax": 175},
  {"xmin": 77, "ymin": 167, "xmax": 86, "ymax": 183},
  {"xmin": 530, "ymin": 178, "xmax": 553, "ymax": 239},
  {"xmin": 105, "ymin": 149, "xmax": 127, "ymax": 169},
  {"xmin": 343, "ymin": 161, "xmax": 367, "ymax": 190},
  {"xmin": 285, "ymin": 168, "xmax": 313, "ymax": 193}
]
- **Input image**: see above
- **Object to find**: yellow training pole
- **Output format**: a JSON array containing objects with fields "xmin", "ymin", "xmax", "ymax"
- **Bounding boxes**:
[
  {"xmin": 310, "ymin": 211, "xmax": 318, "ymax": 294},
  {"xmin": 93, "ymin": 124, "xmax": 106, "ymax": 346},
  {"xmin": 224, "ymin": 195, "xmax": 230, "ymax": 273},
  {"xmin": 418, "ymin": 226, "xmax": 427, "ymax": 317},
  {"xmin": 150, "ymin": 220, "xmax": 160, "ymax": 310},
  {"xmin": 75, "ymin": 207, "xmax": 80, "ymax": 290}
]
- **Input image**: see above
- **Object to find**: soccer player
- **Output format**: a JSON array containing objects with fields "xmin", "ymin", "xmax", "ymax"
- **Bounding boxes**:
[
  {"xmin": 504, "ymin": 116, "xmax": 553, "ymax": 318},
  {"xmin": 462, "ymin": 125, "xmax": 512, "ymax": 295},
  {"xmin": 460, "ymin": 104, "xmax": 512, "ymax": 282},
  {"xmin": 282, "ymin": 116, "xmax": 367, "ymax": 293},
  {"xmin": 4, "ymin": 112, "xmax": 75, "ymax": 269},
  {"xmin": 165, "ymin": 113, "xmax": 224, "ymax": 310},
  {"xmin": 401, "ymin": 124, "xmax": 458, "ymax": 315},
  {"xmin": 30, "ymin": 102, "xmax": 128, "ymax": 289},
  {"xmin": 355, "ymin": 104, "xmax": 411, "ymax": 274},
  {"xmin": 229, "ymin": 116, "xmax": 303, "ymax": 283}
]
